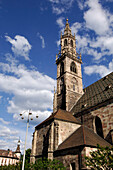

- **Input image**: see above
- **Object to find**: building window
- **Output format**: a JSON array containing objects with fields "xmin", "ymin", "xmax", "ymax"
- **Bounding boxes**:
[
  {"xmin": 70, "ymin": 40, "xmax": 73, "ymax": 47},
  {"xmin": 64, "ymin": 39, "xmax": 67, "ymax": 46},
  {"xmin": 70, "ymin": 62, "xmax": 77, "ymax": 73},
  {"xmin": 95, "ymin": 116, "xmax": 104, "ymax": 138},
  {"xmin": 60, "ymin": 77, "xmax": 64, "ymax": 94},
  {"xmin": 71, "ymin": 78, "xmax": 78, "ymax": 92},
  {"xmin": 60, "ymin": 62, "xmax": 64, "ymax": 76},
  {"xmin": 73, "ymin": 84, "xmax": 75, "ymax": 91}
]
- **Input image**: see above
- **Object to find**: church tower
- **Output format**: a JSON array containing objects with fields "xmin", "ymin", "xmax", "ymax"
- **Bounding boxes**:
[{"xmin": 55, "ymin": 19, "xmax": 83, "ymax": 112}]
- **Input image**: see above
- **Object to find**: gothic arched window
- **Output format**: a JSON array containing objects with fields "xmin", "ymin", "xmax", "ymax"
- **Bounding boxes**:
[
  {"xmin": 70, "ymin": 62, "xmax": 77, "ymax": 73},
  {"xmin": 71, "ymin": 78, "xmax": 78, "ymax": 91},
  {"xmin": 95, "ymin": 116, "xmax": 104, "ymax": 138},
  {"xmin": 70, "ymin": 40, "xmax": 73, "ymax": 47},
  {"xmin": 60, "ymin": 62, "xmax": 64, "ymax": 76},
  {"xmin": 64, "ymin": 39, "xmax": 67, "ymax": 46},
  {"xmin": 60, "ymin": 77, "xmax": 64, "ymax": 94}
]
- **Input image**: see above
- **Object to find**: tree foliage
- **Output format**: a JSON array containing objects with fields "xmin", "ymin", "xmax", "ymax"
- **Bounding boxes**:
[
  {"xmin": 32, "ymin": 158, "xmax": 66, "ymax": 169},
  {"xmin": 85, "ymin": 145, "xmax": 113, "ymax": 170}
]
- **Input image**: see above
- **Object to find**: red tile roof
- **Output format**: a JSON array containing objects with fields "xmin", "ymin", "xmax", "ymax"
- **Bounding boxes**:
[
  {"xmin": 36, "ymin": 109, "xmax": 80, "ymax": 129},
  {"xmin": 57, "ymin": 125, "xmax": 111, "ymax": 151}
]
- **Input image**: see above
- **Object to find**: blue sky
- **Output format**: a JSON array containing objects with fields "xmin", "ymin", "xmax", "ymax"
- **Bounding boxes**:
[{"xmin": 0, "ymin": 0, "xmax": 113, "ymax": 152}]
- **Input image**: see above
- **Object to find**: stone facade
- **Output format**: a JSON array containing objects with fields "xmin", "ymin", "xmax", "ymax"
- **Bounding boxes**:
[
  {"xmin": 54, "ymin": 146, "xmax": 97, "ymax": 170},
  {"xmin": 75, "ymin": 100, "xmax": 113, "ymax": 144},
  {"xmin": 31, "ymin": 19, "xmax": 113, "ymax": 170},
  {"xmin": 30, "ymin": 112, "xmax": 80, "ymax": 163},
  {"xmin": 55, "ymin": 19, "xmax": 83, "ymax": 112}
]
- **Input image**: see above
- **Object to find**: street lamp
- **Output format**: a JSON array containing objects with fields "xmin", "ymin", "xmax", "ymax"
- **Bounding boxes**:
[{"xmin": 20, "ymin": 110, "xmax": 38, "ymax": 170}]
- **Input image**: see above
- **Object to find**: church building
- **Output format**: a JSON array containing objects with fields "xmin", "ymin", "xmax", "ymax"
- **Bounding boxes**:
[{"xmin": 30, "ymin": 19, "xmax": 113, "ymax": 170}]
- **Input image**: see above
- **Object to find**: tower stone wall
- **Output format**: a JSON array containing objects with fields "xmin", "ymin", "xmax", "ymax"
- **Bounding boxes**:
[{"xmin": 55, "ymin": 19, "xmax": 83, "ymax": 111}]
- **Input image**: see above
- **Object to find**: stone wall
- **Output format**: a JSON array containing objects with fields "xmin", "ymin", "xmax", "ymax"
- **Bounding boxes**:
[
  {"xmin": 54, "ymin": 147, "xmax": 89, "ymax": 170},
  {"xmin": 57, "ymin": 120, "xmax": 80, "ymax": 147},
  {"xmin": 31, "ymin": 118, "xmax": 80, "ymax": 163},
  {"xmin": 57, "ymin": 55, "xmax": 83, "ymax": 111},
  {"xmin": 80, "ymin": 102, "xmax": 113, "ymax": 144},
  {"xmin": 55, "ymin": 154, "xmax": 79, "ymax": 170}
]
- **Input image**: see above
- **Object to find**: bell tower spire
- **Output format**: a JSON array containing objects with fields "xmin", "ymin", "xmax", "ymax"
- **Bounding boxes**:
[
  {"xmin": 55, "ymin": 19, "xmax": 83, "ymax": 112},
  {"xmin": 64, "ymin": 19, "xmax": 72, "ymax": 36}
]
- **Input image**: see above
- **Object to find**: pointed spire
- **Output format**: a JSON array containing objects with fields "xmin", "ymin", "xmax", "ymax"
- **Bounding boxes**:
[
  {"xmin": 15, "ymin": 139, "xmax": 21, "ymax": 153},
  {"xmin": 64, "ymin": 18, "xmax": 72, "ymax": 36}
]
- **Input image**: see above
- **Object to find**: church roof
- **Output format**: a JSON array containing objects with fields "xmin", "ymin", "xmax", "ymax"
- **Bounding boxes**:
[
  {"xmin": 71, "ymin": 72, "xmax": 113, "ymax": 115},
  {"xmin": 57, "ymin": 125, "xmax": 111, "ymax": 151},
  {"xmin": 36, "ymin": 109, "xmax": 80, "ymax": 129},
  {"xmin": 0, "ymin": 149, "xmax": 18, "ymax": 159}
]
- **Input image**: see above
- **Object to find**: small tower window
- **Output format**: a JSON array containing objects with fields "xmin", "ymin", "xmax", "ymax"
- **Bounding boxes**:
[
  {"xmin": 73, "ymin": 84, "xmax": 75, "ymax": 91},
  {"xmin": 70, "ymin": 62, "xmax": 77, "ymax": 73},
  {"xmin": 60, "ymin": 77, "xmax": 64, "ymax": 94},
  {"xmin": 64, "ymin": 39, "xmax": 67, "ymax": 46},
  {"xmin": 71, "ymin": 78, "xmax": 78, "ymax": 91},
  {"xmin": 70, "ymin": 40, "xmax": 73, "ymax": 47},
  {"xmin": 60, "ymin": 62, "xmax": 64, "ymax": 76}
]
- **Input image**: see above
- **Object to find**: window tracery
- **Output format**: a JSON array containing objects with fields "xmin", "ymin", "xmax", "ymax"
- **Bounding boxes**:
[
  {"xmin": 71, "ymin": 78, "xmax": 78, "ymax": 91},
  {"xmin": 70, "ymin": 62, "xmax": 77, "ymax": 73},
  {"xmin": 70, "ymin": 40, "xmax": 73, "ymax": 47},
  {"xmin": 64, "ymin": 39, "xmax": 67, "ymax": 46},
  {"xmin": 60, "ymin": 62, "xmax": 64, "ymax": 76}
]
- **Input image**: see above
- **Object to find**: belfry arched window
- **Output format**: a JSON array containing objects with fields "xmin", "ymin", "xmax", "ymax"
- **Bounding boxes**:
[
  {"xmin": 95, "ymin": 116, "xmax": 104, "ymax": 138},
  {"xmin": 60, "ymin": 62, "xmax": 64, "ymax": 76},
  {"xmin": 70, "ymin": 40, "xmax": 73, "ymax": 47},
  {"xmin": 64, "ymin": 39, "xmax": 67, "ymax": 46},
  {"xmin": 70, "ymin": 62, "xmax": 77, "ymax": 73}
]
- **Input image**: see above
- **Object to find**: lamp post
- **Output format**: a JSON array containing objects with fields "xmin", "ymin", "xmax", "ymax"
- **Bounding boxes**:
[{"xmin": 20, "ymin": 110, "xmax": 38, "ymax": 170}]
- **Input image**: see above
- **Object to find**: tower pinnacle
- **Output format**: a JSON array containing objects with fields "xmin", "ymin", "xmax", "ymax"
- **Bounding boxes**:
[{"xmin": 64, "ymin": 19, "xmax": 72, "ymax": 36}]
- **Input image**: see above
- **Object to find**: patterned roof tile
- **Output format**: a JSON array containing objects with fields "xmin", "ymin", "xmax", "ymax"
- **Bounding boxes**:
[{"xmin": 71, "ymin": 72, "xmax": 113, "ymax": 114}]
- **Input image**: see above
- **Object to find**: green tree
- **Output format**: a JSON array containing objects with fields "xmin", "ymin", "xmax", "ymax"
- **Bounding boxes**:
[
  {"xmin": 32, "ymin": 158, "xmax": 66, "ymax": 170},
  {"xmin": 85, "ymin": 145, "xmax": 113, "ymax": 170},
  {"xmin": 25, "ymin": 148, "xmax": 31, "ymax": 164}
]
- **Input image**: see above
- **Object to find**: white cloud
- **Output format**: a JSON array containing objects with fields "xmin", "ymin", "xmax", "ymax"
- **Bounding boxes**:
[
  {"xmin": 71, "ymin": 22, "xmax": 83, "ymax": 35},
  {"xmin": 0, "ymin": 125, "xmax": 26, "ymax": 151},
  {"xmin": 56, "ymin": 39, "xmax": 60, "ymax": 47},
  {"xmin": 67, "ymin": 0, "xmax": 113, "ymax": 62},
  {"xmin": 52, "ymin": 7, "xmax": 64, "ymax": 14},
  {"xmin": 5, "ymin": 35, "xmax": 32, "ymax": 60},
  {"xmin": 0, "ymin": 54, "xmax": 56, "ymax": 123},
  {"xmin": 84, "ymin": 59, "xmax": 113, "ymax": 77},
  {"xmin": 48, "ymin": 0, "xmax": 74, "ymax": 14},
  {"xmin": 0, "ymin": 118, "xmax": 10, "ymax": 125},
  {"xmin": 77, "ymin": 0, "xmax": 84, "ymax": 10},
  {"xmin": 84, "ymin": 0, "xmax": 110, "ymax": 35},
  {"xmin": 37, "ymin": 33, "xmax": 45, "ymax": 48},
  {"xmin": 0, "ymin": 96, "xmax": 2, "ymax": 101},
  {"xmin": 56, "ymin": 17, "xmax": 64, "ymax": 28}
]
